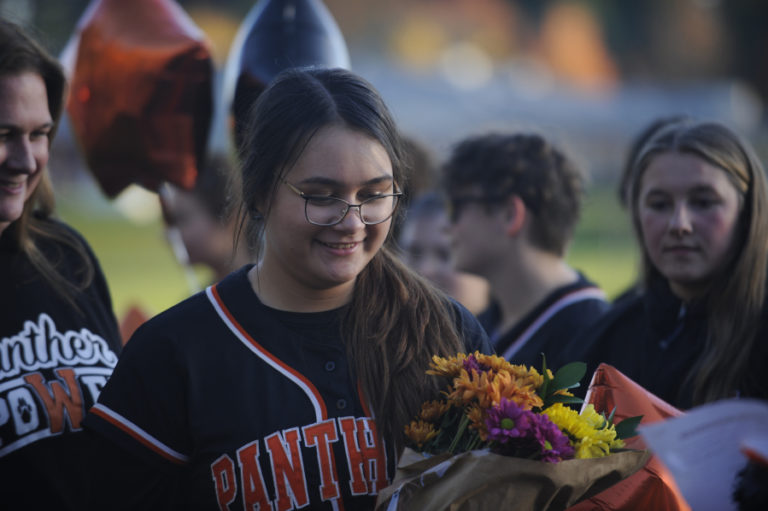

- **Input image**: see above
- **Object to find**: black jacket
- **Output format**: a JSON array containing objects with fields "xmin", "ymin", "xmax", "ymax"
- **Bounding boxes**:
[
  {"xmin": 565, "ymin": 275, "xmax": 768, "ymax": 409},
  {"xmin": 0, "ymin": 220, "xmax": 122, "ymax": 511},
  {"xmin": 480, "ymin": 273, "xmax": 609, "ymax": 371}
]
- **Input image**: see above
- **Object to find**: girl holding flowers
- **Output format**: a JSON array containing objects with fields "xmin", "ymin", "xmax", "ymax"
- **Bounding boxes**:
[{"xmin": 84, "ymin": 68, "xmax": 490, "ymax": 510}]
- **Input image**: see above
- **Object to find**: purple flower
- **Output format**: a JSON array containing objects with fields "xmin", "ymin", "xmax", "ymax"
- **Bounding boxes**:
[
  {"xmin": 485, "ymin": 398, "xmax": 535, "ymax": 443},
  {"xmin": 531, "ymin": 414, "xmax": 574, "ymax": 462},
  {"xmin": 462, "ymin": 354, "xmax": 482, "ymax": 375}
]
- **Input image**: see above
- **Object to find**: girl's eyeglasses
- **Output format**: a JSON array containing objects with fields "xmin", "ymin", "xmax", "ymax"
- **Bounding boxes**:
[{"xmin": 282, "ymin": 179, "xmax": 402, "ymax": 226}]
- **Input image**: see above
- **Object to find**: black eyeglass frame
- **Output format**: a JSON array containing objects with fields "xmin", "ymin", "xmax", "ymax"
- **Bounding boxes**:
[{"xmin": 282, "ymin": 179, "xmax": 403, "ymax": 226}]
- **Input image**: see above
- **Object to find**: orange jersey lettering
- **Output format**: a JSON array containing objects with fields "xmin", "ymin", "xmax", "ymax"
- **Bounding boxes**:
[
  {"xmin": 338, "ymin": 417, "xmax": 387, "ymax": 495},
  {"xmin": 237, "ymin": 440, "xmax": 272, "ymax": 511},
  {"xmin": 211, "ymin": 454, "xmax": 238, "ymax": 510},
  {"xmin": 265, "ymin": 428, "xmax": 308, "ymax": 511},
  {"xmin": 23, "ymin": 369, "xmax": 83, "ymax": 433},
  {"xmin": 302, "ymin": 419, "xmax": 341, "ymax": 502}
]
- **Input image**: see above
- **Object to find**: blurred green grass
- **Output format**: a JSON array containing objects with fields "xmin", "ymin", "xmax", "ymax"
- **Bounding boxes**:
[
  {"xmin": 57, "ymin": 185, "xmax": 208, "ymax": 320},
  {"xmin": 568, "ymin": 185, "xmax": 640, "ymax": 299},
  {"xmin": 56, "ymin": 181, "xmax": 639, "ymax": 322}
]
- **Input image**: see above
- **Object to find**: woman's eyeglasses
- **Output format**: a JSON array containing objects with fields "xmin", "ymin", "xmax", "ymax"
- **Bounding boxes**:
[{"xmin": 282, "ymin": 179, "xmax": 402, "ymax": 226}]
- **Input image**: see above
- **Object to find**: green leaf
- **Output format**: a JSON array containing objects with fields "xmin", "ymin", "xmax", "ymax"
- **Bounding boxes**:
[
  {"xmin": 549, "ymin": 362, "xmax": 587, "ymax": 392},
  {"xmin": 549, "ymin": 394, "xmax": 585, "ymax": 405},
  {"xmin": 614, "ymin": 415, "xmax": 643, "ymax": 439}
]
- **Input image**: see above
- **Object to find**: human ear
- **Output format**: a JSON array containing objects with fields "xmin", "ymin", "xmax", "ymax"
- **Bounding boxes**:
[{"xmin": 504, "ymin": 195, "xmax": 526, "ymax": 236}]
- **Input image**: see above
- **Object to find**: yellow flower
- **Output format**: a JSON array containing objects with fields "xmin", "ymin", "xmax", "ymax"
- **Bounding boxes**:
[
  {"xmin": 509, "ymin": 364, "xmax": 546, "ymax": 391},
  {"xmin": 579, "ymin": 404, "xmax": 625, "ymax": 450},
  {"xmin": 543, "ymin": 403, "xmax": 622, "ymax": 459},
  {"xmin": 473, "ymin": 353, "xmax": 516, "ymax": 374},
  {"xmin": 427, "ymin": 353, "xmax": 469, "ymax": 378},
  {"xmin": 419, "ymin": 400, "xmax": 451, "ymax": 422},
  {"xmin": 404, "ymin": 420, "xmax": 438, "ymax": 448},
  {"xmin": 473, "ymin": 353, "xmax": 546, "ymax": 385},
  {"xmin": 579, "ymin": 404, "xmax": 607, "ymax": 428}
]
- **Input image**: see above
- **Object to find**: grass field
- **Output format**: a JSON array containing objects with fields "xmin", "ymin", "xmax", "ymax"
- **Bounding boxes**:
[
  {"xmin": 56, "ymin": 181, "xmax": 640, "ymax": 321},
  {"xmin": 57, "ymin": 183, "xmax": 210, "ymax": 319},
  {"xmin": 569, "ymin": 184, "xmax": 640, "ymax": 298}
]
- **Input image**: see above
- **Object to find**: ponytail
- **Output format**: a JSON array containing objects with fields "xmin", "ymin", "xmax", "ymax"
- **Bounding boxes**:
[{"xmin": 343, "ymin": 246, "xmax": 464, "ymax": 450}]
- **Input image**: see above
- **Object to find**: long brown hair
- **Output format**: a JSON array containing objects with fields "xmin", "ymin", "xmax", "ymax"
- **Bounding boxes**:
[
  {"xmin": 1, "ymin": 19, "xmax": 94, "ymax": 307},
  {"xmin": 237, "ymin": 67, "xmax": 465, "ymax": 449},
  {"xmin": 629, "ymin": 121, "xmax": 768, "ymax": 404}
]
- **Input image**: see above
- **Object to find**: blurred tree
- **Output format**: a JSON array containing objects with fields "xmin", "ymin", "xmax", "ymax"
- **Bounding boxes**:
[
  {"xmin": 9, "ymin": 0, "xmax": 768, "ymax": 120},
  {"xmin": 721, "ymin": 1, "xmax": 768, "ymax": 109},
  {"xmin": 511, "ymin": 0, "xmax": 727, "ymax": 80}
]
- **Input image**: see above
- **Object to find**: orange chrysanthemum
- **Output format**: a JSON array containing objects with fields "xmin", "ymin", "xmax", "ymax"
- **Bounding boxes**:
[
  {"xmin": 404, "ymin": 420, "xmax": 438, "ymax": 448},
  {"xmin": 472, "ymin": 353, "xmax": 519, "ymax": 375},
  {"xmin": 449, "ymin": 369, "xmax": 496, "ymax": 408},
  {"xmin": 509, "ymin": 364, "xmax": 546, "ymax": 390},
  {"xmin": 419, "ymin": 400, "xmax": 451, "ymax": 422},
  {"xmin": 491, "ymin": 370, "xmax": 544, "ymax": 410},
  {"xmin": 465, "ymin": 404, "xmax": 488, "ymax": 439}
]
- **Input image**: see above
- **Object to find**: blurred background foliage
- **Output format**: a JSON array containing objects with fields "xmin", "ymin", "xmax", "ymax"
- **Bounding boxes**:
[{"xmin": 2, "ymin": 0, "xmax": 766, "ymax": 318}]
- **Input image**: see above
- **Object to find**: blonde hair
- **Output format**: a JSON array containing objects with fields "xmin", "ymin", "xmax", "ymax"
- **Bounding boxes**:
[{"xmin": 630, "ymin": 122, "xmax": 768, "ymax": 404}]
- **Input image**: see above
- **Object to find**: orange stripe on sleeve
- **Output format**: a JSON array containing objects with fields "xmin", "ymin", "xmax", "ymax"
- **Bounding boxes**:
[{"xmin": 90, "ymin": 404, "xmax": 189, "ymax": 465}]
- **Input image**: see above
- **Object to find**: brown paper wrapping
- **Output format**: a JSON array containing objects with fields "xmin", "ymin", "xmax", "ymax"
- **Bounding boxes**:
[
  {"xmin": 375, "ymin": 447, "xmax": 650, "ymax": 511},
  {"xmin": 65, "ymin": 0, "xmax": 213, "ymax": 197},
  {"xmin": 565, "ymin": 364, "xmax": 691, "ymax": 511}
]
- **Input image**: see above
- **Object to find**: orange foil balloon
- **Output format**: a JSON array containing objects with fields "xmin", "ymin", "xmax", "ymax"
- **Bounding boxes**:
[
  {"xmin": 566, "ymin": 364, "xmax": 691, "ymax": 511},
  {"xmin": 64, "ymin": 0, "xmax": 213, "ymax": 197}
]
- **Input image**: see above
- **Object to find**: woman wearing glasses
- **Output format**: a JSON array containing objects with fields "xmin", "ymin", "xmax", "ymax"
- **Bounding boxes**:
[{"xmin": 84, "ymin": 67, "xmax": 490, "ymax": 510}]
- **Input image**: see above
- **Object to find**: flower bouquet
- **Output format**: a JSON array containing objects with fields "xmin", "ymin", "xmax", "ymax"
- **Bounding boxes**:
[{"xmin": 374, "ymin": 353, "xmax": 650, "ymax": 511}]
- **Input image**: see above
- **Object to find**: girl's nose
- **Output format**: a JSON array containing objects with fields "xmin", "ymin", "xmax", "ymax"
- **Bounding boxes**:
[
  {"xmin": 668, "ymin": 204, "xmax": 693, "ymax": 235},
  {"xmin": 334, "ymin": 204, "xmax": 366, "ymax": 230}
]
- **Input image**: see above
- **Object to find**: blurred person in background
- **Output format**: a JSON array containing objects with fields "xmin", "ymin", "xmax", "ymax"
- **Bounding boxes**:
[
  {"xmin": 398, "ymin": 191, "xmax": 491, "ymax": 316},
  {"xmin": 442, "ymin": 132, "xmax": 608, "ymax": 370},
  {"xmin": 159, "ymin": 151, "xmax": 255, "ymax": 285},
  {"xmin": 118, "ymin": 152, "xmax": 255, "ymax": 344},
  {"xmin": 389, "ymin": 134, "xmax": 439, "ymax": 242},
  {"xmin": 397, "ymin": 135, "xmax": 491, "ymax": 316},
  {"xmin": 83, "ymin": 67, "xmax": 490, "ymax": 510},
  {"xmin": 0, "ymin": 18, "xmax": 121, "ymax": 510},
  {"xmin": 400, "ymin": 135, "xmax": 439, "ymax": 205},
  {"xmin": 567, "ymin": 121, "xmax": 768, "ymax": 408}
]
